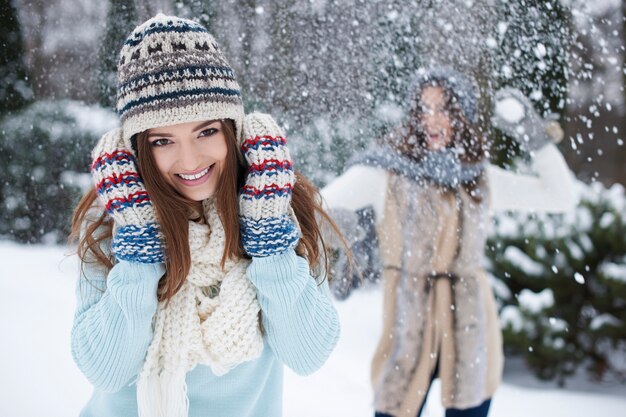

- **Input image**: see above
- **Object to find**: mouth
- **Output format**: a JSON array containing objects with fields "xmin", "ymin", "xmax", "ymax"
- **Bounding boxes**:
[
  {"xmin": 427, "ymin": 133, "xmax": 442, "ymax": 142},
  {"xmin": 175, "ymin": 164, "xmax": 214, "ymax": 186}
]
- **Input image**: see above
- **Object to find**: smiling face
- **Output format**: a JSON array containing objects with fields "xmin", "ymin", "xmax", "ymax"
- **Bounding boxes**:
[
  {"xmin": 419, "ymin": 86, "xmax": 454, "ymax": 151},
  {"xmin": 146, "ymin": 120, "xmax": 228, "ymax": 201}
]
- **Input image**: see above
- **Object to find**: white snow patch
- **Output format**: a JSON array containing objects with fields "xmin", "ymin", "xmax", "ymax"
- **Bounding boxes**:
[
  {"xmin": 574, "ymin": 272, "xmax": 586, "ymax": 284},
  {"xmin": 375, "ymin": 102, "xmax": 404, "ymax": 124},
  {"xmin": 600, "ymin": 260, "xmax": 626, "ymax": 282},
  {"xmin": 501, "ymin": 305, "xmax": 524, "ymax": 332},
  {"xmin": 599, "ymin": 212, "xmax": 615, "ymax": 228},
  {"xmin": 1, "ymin": 242, "xmax": 626, "ymax": 417},
  {"xmin": 492, "ymin": 214, "xmax": 519, "ymax": 238},
  {"xmin": 519, "ymin": 288, "xmax": 554, "ymax": 314},
  {"xmin": 495, "ymin": 97, "xmax": 525, "ymax": 123},
  {"xmin": 547, "ymin": 316, "xmax": 568, "ymax": 332},
  {"xmin": 534, "ymin": 43, "xmax": 547, "ymax": 59},
  {"xmin": 503, "ymin": 246, "xmax": 544, "ymax": 276},
  {"xmin": 590, "ymin": 314, "xmax": 622, "ymax": 331},
  {"xmin": 61, "ymin": 171, "xmax": 92, "ymax": 192},
  {"xmin": 497, "ymin": 21, "xmax": 508, "ymax": 35},
  {"xmin": 64, "ymin": 101, "xmax": 118, "ymax": 135},
  {"xmin": 489, "ymin": 273, "xmax": 512, "ymax": 301},
  {"xmin": 566, "ymin": 240, "xmax": 584, "ymax": 260}
]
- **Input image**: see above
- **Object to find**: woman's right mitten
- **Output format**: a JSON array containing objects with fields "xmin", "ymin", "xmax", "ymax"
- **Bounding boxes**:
[{"xmin": 91, "ymin": 128, "xmax": 164, "ymax": 263}]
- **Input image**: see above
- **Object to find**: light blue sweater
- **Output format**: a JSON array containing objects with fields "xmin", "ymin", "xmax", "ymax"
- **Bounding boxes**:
[{"xmin": 71, "ymin": 249, "xmax": 340, "ymax": 417}]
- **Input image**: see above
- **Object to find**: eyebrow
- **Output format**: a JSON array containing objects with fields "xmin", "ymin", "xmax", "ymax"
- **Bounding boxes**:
[{"xmin": 147, "ymin": 120, "xmax": 220, "ymax": 138}]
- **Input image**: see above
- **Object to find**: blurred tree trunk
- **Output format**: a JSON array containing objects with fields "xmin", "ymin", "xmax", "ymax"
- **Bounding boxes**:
[
  {"xmin": 266, "ymin": 0, "xmax": 297, "ymax": 113},
  {"xmin": 17, "ymin": 0, "xmax": 47, "ymax": 99},
  {"xmin": 235, "ymin": 0, "xmax": 256, "ymax": 102},
  {"xmin": 0, "ymin": 0, "xmax": 33, "ymax": 116},
  {"xmin": 97, "ymin": 0, "xmax": 137, "ymax": 109},
  {"xmin": 619, "ymin": 0, "xmax": 626, "ymax": 184}
]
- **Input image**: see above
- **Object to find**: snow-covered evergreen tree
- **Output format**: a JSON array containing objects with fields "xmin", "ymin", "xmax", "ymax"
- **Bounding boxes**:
[
  {"xmin": 0, "ymin": 101, "xmax": 116, "ymax": 243},
  {"xmin": 488, "ymin": 180, "xmax": 626, "ymax": 384}
]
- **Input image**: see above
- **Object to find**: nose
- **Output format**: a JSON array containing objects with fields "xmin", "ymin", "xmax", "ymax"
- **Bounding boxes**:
[
  {"xmin": 179, "ymin": 141, "xmax": 203, "ymax": 171},
  {"xmin": 422, "ymin": 112, "xmax": 440, "ymax": 130}
]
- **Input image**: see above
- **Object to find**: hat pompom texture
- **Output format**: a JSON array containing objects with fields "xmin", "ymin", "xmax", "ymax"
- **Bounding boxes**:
[{"xmin": 116, "ymin": 14, "xmax": 244, "ymax": 151}]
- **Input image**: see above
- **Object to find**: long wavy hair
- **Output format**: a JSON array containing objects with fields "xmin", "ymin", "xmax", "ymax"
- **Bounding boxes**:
[
  {"xmin": 70, "ymin": 120, "xmax": 342, "ymax": 301},
  {"xmin": 391, "ymin": 79, "xmax": 486, "ymax": 163},
  {"xmin": 387, "ymin": 79, "xmax": 487, "ymax": 201}
]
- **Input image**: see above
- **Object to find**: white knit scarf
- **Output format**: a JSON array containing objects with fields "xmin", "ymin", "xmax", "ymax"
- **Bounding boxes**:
[{"xmin": 136, "ymin": 200, "xmax": 264, "ymax": 417}]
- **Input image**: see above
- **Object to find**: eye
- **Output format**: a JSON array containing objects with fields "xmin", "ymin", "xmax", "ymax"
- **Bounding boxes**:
[
  {"xmin": 198, "ymin": 127, "xmax": 219, "ymax": 138},
  {"xmin": 149, "ymin": 138, "xmax": 172, "ymax": 147}
]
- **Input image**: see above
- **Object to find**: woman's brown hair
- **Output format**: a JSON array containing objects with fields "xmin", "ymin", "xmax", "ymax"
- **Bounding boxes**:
[
  {"xmin": 392, "ymin": 80, "xmax": 486, "ymax": 164},
  {"xmin": 388, "ymin": 80, "xmax": 487, "ymax": 201},
  {"xmin": 70, "ymin": 120, "xmax": 341, "ymax": 301}
]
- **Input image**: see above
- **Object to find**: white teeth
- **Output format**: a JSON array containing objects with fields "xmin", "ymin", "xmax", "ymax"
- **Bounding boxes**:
[{"xmin": 178, "ymin": 167, "xmax": 209, "ymax": 181}]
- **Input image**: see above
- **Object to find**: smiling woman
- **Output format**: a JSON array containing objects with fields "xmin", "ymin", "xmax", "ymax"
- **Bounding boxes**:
[
  {"xmin": 419, "ymin": 86, "xmax": 453, "ymax": 151},
  {"xmin": 141, "ymin": 120, "xmax": 230, "ymax": 201},
  {"xmin": 67, "ymin": 13, "xmax": 341, "ymax": 417}
]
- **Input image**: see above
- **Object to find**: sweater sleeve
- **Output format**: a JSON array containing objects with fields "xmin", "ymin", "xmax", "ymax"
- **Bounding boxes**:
[
  {"xmin": 321, "ymin": 164, "xmax": 388, "ymax": 221},
  {"xmin": 488, "ymin": 143, "xmax": 577, "ymax": 213},
  {"xmin": 71, "ymin": 257, "xmax": 164, "ymax": 392},
  {"xmin": 247, "ymin": 250, "xmax": 340, "ymax": 375}
]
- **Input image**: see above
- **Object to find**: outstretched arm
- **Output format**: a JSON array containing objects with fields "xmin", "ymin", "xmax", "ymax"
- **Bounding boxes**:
[
  {"xmin": 490, "ymin": 88, "xmax": 577, "ymax": 213},
  {"xmin": 488, "ymin": 143, "xmax": 576, "ymax": 213},
  {"xmin": 321, "ymin": 164, "xmax": 388, "ymax": 222}
]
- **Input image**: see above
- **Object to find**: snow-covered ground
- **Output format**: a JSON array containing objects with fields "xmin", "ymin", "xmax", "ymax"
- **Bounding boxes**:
[{"xmin": 1, "ymin": 241, "xmax": 624, "ymax": 417}]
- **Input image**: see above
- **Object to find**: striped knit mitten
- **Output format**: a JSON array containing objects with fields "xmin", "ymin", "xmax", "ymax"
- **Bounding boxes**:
[
  {"xmin": 91, "ymin": 128, "xmax": 165, "ymax": 263},
  {"xmin": 239, "ymin": 113, "xmax": 300, "ymax": 257}
]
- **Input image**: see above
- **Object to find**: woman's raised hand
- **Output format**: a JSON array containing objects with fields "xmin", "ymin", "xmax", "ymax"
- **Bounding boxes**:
[
  {"xmin": 492, "ymin": 87, "xmax": 562, "ymax": 153},
  {"xmin": 239, "ymin": 113, "xmax": 300, "ymax": 257},
  {"xmin": 91, "ymin": 128, "xmax": 164, "ymax": 263}
]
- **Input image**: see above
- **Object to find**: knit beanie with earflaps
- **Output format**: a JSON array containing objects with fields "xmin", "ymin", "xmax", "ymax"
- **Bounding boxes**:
[{"xmin": 116, "ymin": 14, "xmax": 244, "ymax": 151}]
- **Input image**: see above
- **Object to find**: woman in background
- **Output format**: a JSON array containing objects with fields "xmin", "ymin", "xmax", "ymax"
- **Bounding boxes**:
[{"xmin": 322, "ymin": 67, "xmax": 575, "ymax": 417}]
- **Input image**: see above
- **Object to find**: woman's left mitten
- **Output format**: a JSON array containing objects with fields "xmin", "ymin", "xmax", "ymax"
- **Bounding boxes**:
[
  {"xmin": 239, "ymin": 113, "xmax": 300, "ymax": 257},
  {"xmin": 91, "ymin": 128, "xmax": 165, "ymax": 263},
  {"xmin": 492, "ymin": 87, "xmax": 556, "ymax": 152}
]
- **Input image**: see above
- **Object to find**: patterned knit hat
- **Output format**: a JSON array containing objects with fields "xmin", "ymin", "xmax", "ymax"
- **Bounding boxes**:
[{"xmin": 116, "ymin": 14, "xmax": 244, "ymax": 151}]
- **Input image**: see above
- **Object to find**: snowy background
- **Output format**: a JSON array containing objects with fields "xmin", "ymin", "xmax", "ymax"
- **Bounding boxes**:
[
  {"xmin": 1, "ymin": 241, "xmax": 625, "ymax": 417},
  {"xmin": 2, "ymin": 0, "xmax": 626, "ymax": 416}
]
